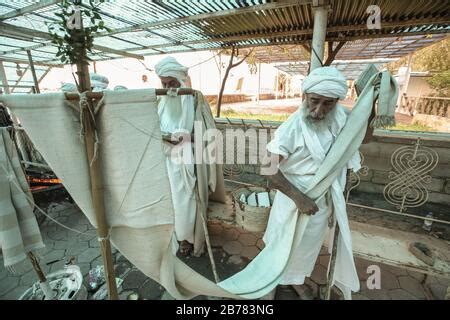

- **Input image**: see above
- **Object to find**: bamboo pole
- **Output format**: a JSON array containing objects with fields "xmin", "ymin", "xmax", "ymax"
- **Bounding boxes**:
[
  {"xmin": 74, "ymin": 18, "xmax": 119, "ymax": 300},
  {"xmin": 324, "ymin": 223, "xmax": 339, "ymax": 300}
]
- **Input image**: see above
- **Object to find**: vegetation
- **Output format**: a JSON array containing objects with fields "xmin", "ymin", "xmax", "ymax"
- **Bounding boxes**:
[
  {"xmin": 387, "ymin": 38, "xmax": 450, "ymax": 97},
  {"xmin": 47, "ymin": 0, "xmax": 110, "ymax": 65}
]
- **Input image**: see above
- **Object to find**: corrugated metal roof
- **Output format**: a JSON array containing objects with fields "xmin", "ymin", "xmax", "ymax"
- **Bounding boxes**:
[
  {"xmin": 275, "ymin": 58, "xmax": 396, "ymax": 79},
  {"xmin": 0, "ymin": 0, "xmax": 448, "ymax": 91}
]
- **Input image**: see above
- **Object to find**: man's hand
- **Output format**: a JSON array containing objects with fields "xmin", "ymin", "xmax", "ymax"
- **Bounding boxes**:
[
  {"xmin": 267, "ymin": 169, "xmax": 319, "ymax": 216},
  {"xmin": 162, "ymin": 132, "xmax": 193, "ymax": 145},
  {"xmin": 293, "ymin": 196, "xmax": 319, "ymax": 216}
]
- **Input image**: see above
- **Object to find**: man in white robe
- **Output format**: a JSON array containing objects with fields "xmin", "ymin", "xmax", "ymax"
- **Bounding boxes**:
[
  {"xmin": 263, "ymin": 66, "xmax": 365, "ymax": 298},
  {"xmin": 155, "ymin": 56, "xmax": 198, "ymax": 256}
]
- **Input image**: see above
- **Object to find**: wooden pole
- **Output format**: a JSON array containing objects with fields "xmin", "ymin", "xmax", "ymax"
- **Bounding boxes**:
[
  {"xmin": 65, "ymin": 88, "xmax": 195, "ymax": 100},
  {"xmin": 257, "ymin": 62, "xmax": 261, "ymax": 104},
  {"xmin": 275, "ymin": 70, "xmax": 279, "ymax": 100},
  {"xmin": 0, "ymin": 60, "xmax": 10, "ymax": 94},
  {"xmin": 75, "ymin": 19, "xmax": 118, "ymax": 300},
  {"xmin": 325, "ymin": 222, "xmax": 339, "ymax": 300},
  {"xmin": 27, "ymin": 251, "xmax": 47, "ymax": 283},
  {"xmin": 27, "ymin": 50, "xmax": 40, "ymax": 93}
]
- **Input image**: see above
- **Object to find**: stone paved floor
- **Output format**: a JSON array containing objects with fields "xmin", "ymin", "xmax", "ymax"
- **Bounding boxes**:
[{"xmin": 1, "ymin": 199, "xmax": 449, "ymax": 300}]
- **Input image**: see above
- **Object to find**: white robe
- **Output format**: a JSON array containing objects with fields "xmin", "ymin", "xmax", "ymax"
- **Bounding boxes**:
[
  {"xmin": 158, "ymin": 95, "xmax": 197, "ymax": 243},
  {"xmin": 264, "ymin": 105, "xmax": 361, "ymax": 296}
]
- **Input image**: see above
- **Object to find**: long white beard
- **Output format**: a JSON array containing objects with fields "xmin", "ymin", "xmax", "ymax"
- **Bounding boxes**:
[{"xmin": 300, "ymin": 105, "xmax": 337, "ymax": 131}]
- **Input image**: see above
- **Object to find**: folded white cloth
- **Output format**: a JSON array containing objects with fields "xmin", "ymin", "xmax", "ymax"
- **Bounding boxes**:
[{"xmin": 0, "ymin": 128, "xmax": 44, "ymax": 268}]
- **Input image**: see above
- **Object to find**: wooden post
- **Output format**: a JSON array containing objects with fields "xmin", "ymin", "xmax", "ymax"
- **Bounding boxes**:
[
  {"xmin": 0, "ymin": 60, "xmax": 10, "ymax": 94},
  {"xmin": 275, "ymin": 70, "xmax": 279, "ymax": 100},
  {"xmin": 325, "ymin": 223, "xmax": 339, "ymax": 300},
  {"xmin": 75, "ymin": 20, "xmax": 118, "ymax": 300},
  {"xmin": 27, "ymin": 50, "xmax": 40, "ymax": 93},
  {"xmin": 257, "ymin": 62, "xmax": 261, "ymax": 104}
]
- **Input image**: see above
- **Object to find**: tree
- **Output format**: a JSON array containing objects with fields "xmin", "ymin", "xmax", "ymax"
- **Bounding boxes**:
[
  {"xmin": 387, "ymin": 38, "xmax": 449, "ymax": 96},
  {"xmin": 216, "ymin": 46, "xmax": 254, "ymax": 118}
]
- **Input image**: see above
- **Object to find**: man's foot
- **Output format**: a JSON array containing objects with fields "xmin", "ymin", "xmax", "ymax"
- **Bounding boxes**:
[{"xmin": 178, "ymin": 240, "xmax": 193, "ymax": 256}]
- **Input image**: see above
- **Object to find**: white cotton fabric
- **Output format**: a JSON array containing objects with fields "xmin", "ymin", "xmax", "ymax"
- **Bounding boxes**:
[
  {"xmin": 1, "ymin": 90, "xmax": 234, "ymax": 300},
  {"xmin": 302, "ymin": 66, "xmax": 348, "ymax": 100},
  {"xmin": 0, "ymin": 128, "xmax": 44, "ymax": 268}
]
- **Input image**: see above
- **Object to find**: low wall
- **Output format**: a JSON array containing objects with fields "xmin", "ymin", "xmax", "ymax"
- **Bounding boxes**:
[
  {"xmin": 400, "ymin": 96, "xmax": 450, "ymax": 118},
  {"xmin": 216, "ymin": 119, "xmax": 450, "ymax": 206},
  {"xmin": 205, "ymin": 93, "xmax": 301, "ymax": 106}
]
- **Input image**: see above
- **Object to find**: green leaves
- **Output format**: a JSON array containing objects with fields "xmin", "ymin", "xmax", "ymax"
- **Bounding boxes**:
[{"xmin": 47, "ymin": 0, "xmax": 110, "ymax": 66}]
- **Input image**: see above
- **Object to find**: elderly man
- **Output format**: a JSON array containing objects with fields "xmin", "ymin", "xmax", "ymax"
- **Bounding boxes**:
[
  {"xmin": 154, "ymin": 56, "xmax": 198, "ymax": 256},
  {"xmin": 263, "ymin": 66, "xmax": 368, "ymax": 298}
]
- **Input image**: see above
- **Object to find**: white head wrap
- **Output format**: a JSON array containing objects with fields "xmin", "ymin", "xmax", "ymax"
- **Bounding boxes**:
[
  {"xmin": 90, "ymin": 73, "xmax": 109, "ymax": 91},
  {"xmin": 60, "ymin": 82, "xmax": 77, "ymax": 92},
  {"xmin": 155, "ymin": 56, "xmax": 189, "ymax": 85},
  {"xmin": 302, "ymin": 66, "xmax": 348, "ymax": 100},
  {"xmin": 114, "ymin": 85, "xmax": 128, "ymax": 91}
]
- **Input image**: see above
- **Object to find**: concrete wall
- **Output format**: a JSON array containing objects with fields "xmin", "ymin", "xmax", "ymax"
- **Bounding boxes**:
[{"xmin": 216, "ymin": 120, "xmax": 450, "ymax": 206}]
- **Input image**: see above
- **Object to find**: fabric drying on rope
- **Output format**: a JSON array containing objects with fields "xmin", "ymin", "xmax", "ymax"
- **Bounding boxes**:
[
  {"xmin": 0, "ymin": 127, "xmax": 44, "ymax": 268},
  {"xmin": 0, "ymin": 89, "xmax": 232, "ymax": 299}
]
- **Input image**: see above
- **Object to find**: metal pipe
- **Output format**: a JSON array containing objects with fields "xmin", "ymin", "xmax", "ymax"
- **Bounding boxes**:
[
  {"xmin": 310, "ymin": 3, "xmax": 329, "ymax": 71},
  {"xmin": 348, "ymin": 202, "xmax": 450, "ymax": 225}
]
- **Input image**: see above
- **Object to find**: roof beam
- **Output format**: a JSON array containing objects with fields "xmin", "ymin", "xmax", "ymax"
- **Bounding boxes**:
[
  {"xmin": 0, "ymin": 0, "xmax": 61, "ymax": 21},
  {"xmin": 124, "ymin": 30, "xmax": 448, "ymax": 60},
  {"xmin": 0, "ymin": 22, "xmax": 144, "ymax": 60},
  {"xmin": 96, "ymin": 1, "xmax": 312, "ymax": 37},
  {"xmin": 0, "ymin": 57, "xmax": 63, "ymax": 68},
  {"xmin": 124, "ymin": 16, "xmax": 450, "ymax": 52}
]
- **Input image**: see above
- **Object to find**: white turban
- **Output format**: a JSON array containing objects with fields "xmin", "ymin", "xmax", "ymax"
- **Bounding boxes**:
[
  {"xmin": 155, "ymin": 56, "xmax": 188, "ymax": 84},
  {"xmin": 302, "ymin": 66, "xmax": 348, "ymax": 100},
  {"xmin": 114, "ymin": 85, "xmax": 128, "ymax": 91},
  {"xmin": 60, "ymin": 83, "xmax": 77, "ymax": 92},
  {"xmin": 90, "ymin": 73, "xmax": 109, "ymax": 91}
]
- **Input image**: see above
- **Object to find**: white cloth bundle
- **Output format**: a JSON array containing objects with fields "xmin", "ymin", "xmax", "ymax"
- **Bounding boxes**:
[{"xmin": 0, "ymin": 128, "xmax": 44, "ymax": 268}]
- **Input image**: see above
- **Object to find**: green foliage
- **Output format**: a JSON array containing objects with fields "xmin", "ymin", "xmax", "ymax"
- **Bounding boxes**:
[
  {"xmin": 426, "ymin": 70, "xmax": 450, "ymax": 97},
  {"xmin": 46, "ymin": 0, "xmax": 110, "ymax": 65},
  {"xmin": 387, "ymin": 38, "xmax": 450, "ymax": 97},
  {"xmin": 387, "ymin": 38, "xmax": 450, "ymax": 74}
]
